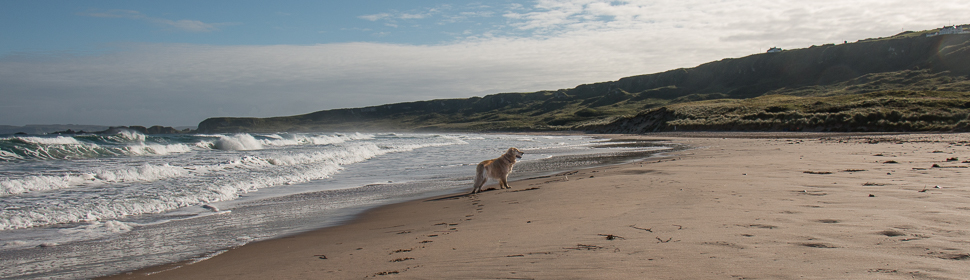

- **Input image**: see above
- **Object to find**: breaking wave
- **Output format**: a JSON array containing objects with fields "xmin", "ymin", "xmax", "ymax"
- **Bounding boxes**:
[{"xmin": 0, "ymin": 132, "xmax": 466, "ymax": 230}]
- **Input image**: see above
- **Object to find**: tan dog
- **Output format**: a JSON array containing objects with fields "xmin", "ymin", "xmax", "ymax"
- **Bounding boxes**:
[{"xmin": 471, "ymin": 147, "xmax": 524, "ymax": 194}]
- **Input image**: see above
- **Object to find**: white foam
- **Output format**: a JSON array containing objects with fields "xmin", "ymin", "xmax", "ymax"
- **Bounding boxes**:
[
  {"xmin": 0, "ymin": 150, "xmax": 23, "ymax": 160},
  {"xmin": 213, "ymin": 134, "xmax": 264, "ymax": 150},
  {"xmin": 185, "ymin": 249, "xmax": 229, "ymax": 265},
  {"xmin": 93, "ymin": 163, "xmax": 189, "ymax": 183},
  {"xmin": 2, "ymin": 240, "xmax": 28, "ymax": 248},
  {"xmin": 193, "ymin": 132, "xmax": 377, "ymax": 151},
  {"xmin": 195, "ymin": 140, "xmax": 216, "ymax": 149},
  {"xmin": 0, "ymin": 161, "xmax": 211, "ymax": 197},
  {"xmin": 174, "ymin": 140, "xmax": 452, "ymax": 204},
  {"xmin": 125, "ymin": 143, "xmax": 194, "ymax": 156},
  {"xmin": 0, "ymin": 220, "xmax": 136, "ymax": 250},
  {"xmin": 195, "ymin": 144, "xmax": 388, "ymax": 202},
  {"xmin": 0, "ymin": 174, "xmax": 89, "ymax": 196},
  {"xmin": 0, "ymin": 133, "xmax": 470, "ymax": 231},
  {"xmin": 457, "ymin": 135, "xmax": 486, "ymax": 140},
  {"xmin": 2, "ymin": 133, "xmax": 196, "ymax": 161},
  {"xmin": 259, "ymin": 132, "xmax": 375, "ymax": 147},
  {"xmin": 1, "ymin": 148, "xmax": 364, "ymax": 229},
  {"xmin": 15, "ymin": 136, "xmax": 81, "ymax": 145},
  {"xmin": 432, "ymin": 134, "xmax": 470, "ymax": 145},
  {"xmin": 105, "ymin": 130, "xmax": 147, "ymax": 143},
  {"xmin": 53, "ymin": 221, "xmax": 134, "ymax": 240}
]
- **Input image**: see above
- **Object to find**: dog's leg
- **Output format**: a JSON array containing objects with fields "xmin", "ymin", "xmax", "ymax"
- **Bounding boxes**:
[
  {"xmin": 471, "ymin": 162, "xmax": 487, "ymax": 193},
  {"xmin": 502, "ymin": 166, "xmax": 514, "ymax": 189},
  {"xmin": 500, "ymin": 177, "xmax": 510, "ymax": 189},
  {"xmin": 472, "ymin": 177, "xmax": 487, "ymax": 193},
  {"xmin": 472, "ymin": 174, "xmax": 486, "ymax": 193}
]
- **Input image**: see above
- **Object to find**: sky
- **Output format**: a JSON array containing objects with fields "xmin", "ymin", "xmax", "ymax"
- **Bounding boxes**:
[{"xmin": 1, "ymin": 0, "xmax": 969, "ymax": 127}]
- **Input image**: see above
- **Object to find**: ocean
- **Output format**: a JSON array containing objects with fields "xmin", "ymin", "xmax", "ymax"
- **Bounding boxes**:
[{"xmin": 0, "ymin": 132, "xmax": 670, "ymax": 279}]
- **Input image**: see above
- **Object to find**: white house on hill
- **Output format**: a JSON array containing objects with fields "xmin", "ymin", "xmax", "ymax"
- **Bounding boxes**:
[{"xmin": 766, "ymin": 47, "xmax": 782, "ymax": 53}]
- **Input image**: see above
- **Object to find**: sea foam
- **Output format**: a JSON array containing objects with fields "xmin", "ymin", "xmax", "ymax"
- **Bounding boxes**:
[
  {"xmin": 212, "ymin": 134, "xmax": 264, "ymax": 151},
  {"xmin": 1, "ymin": 132, "xmax": 192, "ymax": 161},
  {"xmin": 13, "ymin": 136, "xmax": 82, "ymax": 145},
  {"xmin": 0, "ymin": 134, "xmax": 467, "ymax": 231}
]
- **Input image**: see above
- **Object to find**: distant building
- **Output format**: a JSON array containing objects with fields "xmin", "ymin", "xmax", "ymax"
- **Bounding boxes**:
[
  {"xmin": 766, "ymin": 47, "xmax": 783, "ymax": 53},
  {"xmin": 927, "ymin": 25, "xmax": 970, "ymax": 37}
]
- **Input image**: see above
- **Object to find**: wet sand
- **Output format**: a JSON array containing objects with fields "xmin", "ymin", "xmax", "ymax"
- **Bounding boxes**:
[{"xmin": 103, "ymin": 133, "xmax": 970, "ymax": 279}]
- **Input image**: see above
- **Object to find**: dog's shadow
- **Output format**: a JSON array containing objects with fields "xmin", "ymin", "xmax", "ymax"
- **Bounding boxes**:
[{"xmin": 424, "ymin": 188, "xmax": 501, "ymax": 202}]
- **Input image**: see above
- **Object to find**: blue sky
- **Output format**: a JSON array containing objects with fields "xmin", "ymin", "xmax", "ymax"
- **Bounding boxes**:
[
  {"xmin": 1, "ymin": 1, "xmax": 519, "ymax": 54},
  {"xmin": 2, "ymin": 0, "xmax": 969, "ymax": 127}
]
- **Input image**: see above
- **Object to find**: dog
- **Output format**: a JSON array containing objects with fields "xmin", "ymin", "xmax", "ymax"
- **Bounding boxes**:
[{"xmin": 471, "ymin": 147, "xmax": 524, "ymax": 194}]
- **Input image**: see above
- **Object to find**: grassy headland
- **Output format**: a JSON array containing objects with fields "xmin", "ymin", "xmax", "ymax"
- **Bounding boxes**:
[{"xmin": 198, "ymin": 25, "xmax": 970, "ymax": 133}]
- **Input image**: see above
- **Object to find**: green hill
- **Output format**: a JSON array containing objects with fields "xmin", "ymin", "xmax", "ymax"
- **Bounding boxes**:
[{"xmin": 198, "ymin": 25, "xmax": 970, "ymax": 133}]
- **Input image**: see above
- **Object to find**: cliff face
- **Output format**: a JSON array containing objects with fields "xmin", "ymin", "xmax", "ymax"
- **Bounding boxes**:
[{"xmin": 198, "ymin": 31, "xmax": 970, "ymax": 133}]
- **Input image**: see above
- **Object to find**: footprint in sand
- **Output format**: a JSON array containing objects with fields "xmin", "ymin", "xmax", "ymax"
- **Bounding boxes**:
[
  {"xmin": 800, "ymin": 242, "xmax": 838, "ymax": 248},
  {"xmin": 877, "ymin": 229, "xmax": 906, "ymax": 237},
  {"xmin": 389, "ymin": 249, "xmax": 412, "ymax": 255}
]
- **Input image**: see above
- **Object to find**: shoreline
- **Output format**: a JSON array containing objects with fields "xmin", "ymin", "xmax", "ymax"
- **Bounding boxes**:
[
  {"xmin": 98, "ymin": 134, "xmax": 682, "ymax": 279},
  {"xmin": 103, "ymin": 132, "xmax": 970, "ymax": 279}
]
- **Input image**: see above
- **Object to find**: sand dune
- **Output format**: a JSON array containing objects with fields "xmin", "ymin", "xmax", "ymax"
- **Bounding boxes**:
[{"xmin": 104, "ymin": 133, "xmax": 970, "ymax": 279}]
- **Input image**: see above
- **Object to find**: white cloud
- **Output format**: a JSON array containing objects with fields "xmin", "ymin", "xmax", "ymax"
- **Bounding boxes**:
[
  {"xmin": 80, "ymin": 9, "xmax": 226, "ymax": 33},
  {"xmin": 359, "ymin": 5, "xmax": 493, "ymax": 26},
  {"xmin": 155, "ymin": 18, "xmax": 220, "ymax": 32},
  {"xmin": 399, "ymin": 12, "xmax": 430, "ymax": 20},
  {"xmin": 4, "ymin": 0, "xmax": 970, "ymax": 126},
  {"xmin": 359, "ymin": 13, "xmax": 391, "ymax": 21},
  {"xmin": 359, "ymin": 8, "xmax": 439, "ymax": 22},
  {"xmin": 82, "ymin": 9, "xmax": 142, "ymax": 19}
]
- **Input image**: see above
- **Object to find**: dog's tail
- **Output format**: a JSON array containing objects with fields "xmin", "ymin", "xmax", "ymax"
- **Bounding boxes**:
[{"xmin": 471, "ymin": 161, "xmax": 487, "ymax": 193}]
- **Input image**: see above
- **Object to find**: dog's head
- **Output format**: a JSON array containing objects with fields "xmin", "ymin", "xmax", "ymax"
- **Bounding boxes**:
[{"xmin": 507, "ymin": 147, "xmax": 524, "ymax": 159}]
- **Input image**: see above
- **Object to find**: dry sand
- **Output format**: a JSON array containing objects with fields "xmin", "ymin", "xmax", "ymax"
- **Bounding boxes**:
[{"xmin": 104, "ymin": 133, "xmax": 970, "ymax": 279}]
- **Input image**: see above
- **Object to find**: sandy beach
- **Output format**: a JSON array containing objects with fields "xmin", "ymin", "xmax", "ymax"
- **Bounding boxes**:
[{"xmin": 103, "ymin": 133, "xmax": 970, "ymax": 280}]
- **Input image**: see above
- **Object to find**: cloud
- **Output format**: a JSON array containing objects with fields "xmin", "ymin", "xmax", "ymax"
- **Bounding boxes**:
[
  {"xmin": 82, "ymin": 9, "xmax": 143, "ymax": 19},
  {"xmin": 399, "ymin": 12, "xmax": 432, "ymax": 20},
  {"xmin": 358, "ymin": 5, "xmax": 492, "ymax": 26},
  {"xmin": 80, "ymin": 9, "xmax": 226, "ymax": 32},
  {"xmin": 4, "ymin": 0, "xmax": 969, "ymax": 126},
  {"xmin": 359, "ymin": 13, "xmax": 391, "ymax": 21},
  {"xmin": 359, "ymin": 9, "xmax": 438, "ymax": 22},
  {"xmin": 154, "ymin": 19, "xmax": 221, "ymax": 33}
]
